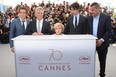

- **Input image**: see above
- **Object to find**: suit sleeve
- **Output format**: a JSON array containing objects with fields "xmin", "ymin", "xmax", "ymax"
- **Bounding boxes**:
[
  {"xmin": 64, "ymin": 17, "xmax": 70, "ymax": 34},
  {"xmin": 26, "ymin": 22, "xmax": 33, "ymax": 35},
  {"xmin": 103, "ymin": 16, "xmax": 111, "ymax": 41},
  {"xmin": 9, "ymin": 20, "xmax": 16, "ymax": 48},
  {"xmin": 46, "ymin": 22, "xmax": 53, "ymax": 34}
]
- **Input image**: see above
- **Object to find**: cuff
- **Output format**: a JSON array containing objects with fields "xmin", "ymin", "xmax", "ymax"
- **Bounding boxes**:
[{"xmin": 100, "ymin": 38, "xmax": 104, "ymax": 42}]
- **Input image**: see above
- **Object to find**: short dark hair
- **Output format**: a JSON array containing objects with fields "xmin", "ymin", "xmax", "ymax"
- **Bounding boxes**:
[
  {"xmin": 70, "ymin": 2, "xmax": 80, "ymax": 10},
  {"xmin": 90, "ymin": 2, "xmax": 100, "ymax": 8},
  {"xmin": 19, "ymin": 7, "xmax": 27, "ymax": 14}
]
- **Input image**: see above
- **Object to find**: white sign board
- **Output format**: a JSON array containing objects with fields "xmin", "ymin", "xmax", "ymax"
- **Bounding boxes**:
[{"xmin": 13, "ymin": 35, "xmax": 96, "ymax": 77}]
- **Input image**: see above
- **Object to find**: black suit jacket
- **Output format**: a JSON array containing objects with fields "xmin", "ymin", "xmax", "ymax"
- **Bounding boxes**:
[
  {"xmin": 27, "ymin": 20, "xmax": 53, "ymax": 35},
  {"xmin": 64, "ymin": 15, "xmax": 87, "ymax": 34},
  {"xmin": 87, "ymin": 13, "xmax": 111, "ymax": 48}
]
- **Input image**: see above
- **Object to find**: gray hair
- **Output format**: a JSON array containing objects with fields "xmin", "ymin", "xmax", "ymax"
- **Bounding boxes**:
[{"xmin": 35, "ymin": 6, "xmax": 44, "ymax": 13}]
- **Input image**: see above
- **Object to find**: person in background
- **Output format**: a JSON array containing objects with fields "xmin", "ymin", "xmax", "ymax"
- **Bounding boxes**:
[
  {"xmin": 53, "ymin": 22, "xmax": 64, "ymax": 35},
  {"xmin": 0, "ymin": 16, "xmax": 9, "ymax": 44},
  {"xmin": 87, "ymin": 2, "xmax": 111, "ymax": 77},
  {"xmin": 64, "ymin": 2, "xmax": 87, "ymax": 34},
  {"xmin": 27, "ymin": 6, "xmax": 53, "ymax": 35},
  {"xmin": 9, "ymin": 7, "xmax": 30, "ymax": 52}
]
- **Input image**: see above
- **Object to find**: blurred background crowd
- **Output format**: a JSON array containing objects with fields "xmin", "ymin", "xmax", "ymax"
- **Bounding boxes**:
[{"xmin": 0, "ymin": 1, "xmax": 116, "ymax": 44}]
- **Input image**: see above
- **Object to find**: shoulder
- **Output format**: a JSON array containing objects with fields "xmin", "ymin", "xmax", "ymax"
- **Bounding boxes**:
[
  {"xmin": 26, "ymin": 19, "xmax": 31, "ymax": 22},
  {"xmin": 80, "ymin": 15, "xmax": 87, "ymax": 20},
  {"xmin": 68, "ymin": 16, "xmax": 73, "ymax": 19},
  {"xmin": 12, "ymin": 18, "xmax": 20, "ymax": 22},
  {"xmin": 43, "ymin": 20, "xmax": 50, "ymax": 24},
  {"xmin": 100, "ymin": 13, "xmax": 110, "ymax": 18},
  {"xmin": 30, "ymin": 20, "xmax": 36, "ymax": 24}
]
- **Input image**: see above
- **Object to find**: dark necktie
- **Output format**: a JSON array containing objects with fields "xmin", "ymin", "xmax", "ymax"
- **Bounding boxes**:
[
  {"xmin": 75, "ymin": 16, "xmax": 77, "ymax": 27},
  {"xmin": 22, "ymin": 21, "xmax": 25, "ymax": 32},
  {"xmin": 9, "ymin": 21, "xmax": 11, "ymax": 28}
]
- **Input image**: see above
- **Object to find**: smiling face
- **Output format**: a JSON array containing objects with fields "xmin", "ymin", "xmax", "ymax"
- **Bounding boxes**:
[
  {"xmin": 19, "ymin": 8, "xmax": 27, "ymax": 21},
  {"xmin": 54, "ymin": 23, "xmax": 64, "ymax": 35},
  {"xmin": 54, "ymin": 26, "xmax": 63, "ymax": 35},
  {"xmin": 35, "ymin": 7, "xmax": 44, "ymax": 21}
]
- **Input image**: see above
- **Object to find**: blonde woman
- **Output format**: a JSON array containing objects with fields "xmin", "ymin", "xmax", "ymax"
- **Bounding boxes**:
[{"xmin": 53, "ymin": 23, "xmax": 64, "ymax": 35}]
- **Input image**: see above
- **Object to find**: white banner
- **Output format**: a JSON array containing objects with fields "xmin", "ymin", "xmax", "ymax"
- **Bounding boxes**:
[{"xmin": 13, "ymin": 35, "xmax": 96, "ymax": 77}]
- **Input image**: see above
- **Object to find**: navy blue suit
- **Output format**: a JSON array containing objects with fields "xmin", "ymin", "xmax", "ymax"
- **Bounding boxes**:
[{"xmin": 87, "ymin": 13, "xmax": 111, "ymax": 77}]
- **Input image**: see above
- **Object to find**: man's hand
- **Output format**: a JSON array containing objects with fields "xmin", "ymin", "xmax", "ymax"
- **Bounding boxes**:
[
  {"xmin": 32, "ymin": 32, "xmax": 38, "ymax": 36},
  {"xmin": 96, "ymin": 39, "xmax": 103, "ymax": 47},
  {"xmin": 0, "ymin": 29, "xmax": 3, "ymax": 34},
  {"xmin": 37, "ymin": 32, "xmax": 43, "ymax": 35},
  {"xmin": 32, "ymin": 32, "xmax": 43, "ymax": 36},
  {"xmin": 11, "ymin": 47, "xmax": 14, "ymax": 53}
]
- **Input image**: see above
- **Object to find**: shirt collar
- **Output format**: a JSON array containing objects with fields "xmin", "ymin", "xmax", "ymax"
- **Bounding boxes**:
[
  {"xmin": 20, "ymin": 18, "xmax": 26, "ymax": 22},
  {"xmin": 75, "ymin": 13, "xmax": 79, "ymax": 17},
  {"xmin": 37, "ymin": 19, "xmax": 43, "ymax": 23},
  {"xmin": 93, "ymin": 13, "xmax": 100, "ymax": 18}
]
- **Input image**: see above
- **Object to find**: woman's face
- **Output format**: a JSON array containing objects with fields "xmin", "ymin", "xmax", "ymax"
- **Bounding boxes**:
[{"xmin": 54, "ymin": 26, "xmax": 63, "ymax": 35}]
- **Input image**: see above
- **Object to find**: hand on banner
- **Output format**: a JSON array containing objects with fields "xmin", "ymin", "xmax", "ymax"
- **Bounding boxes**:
[
  {"xmin": 32, "ymin": 32, "xmax": 39, "ymax": 36},
  {"xmin": 32, "ymin": 32, "xmax": 43, "ymax": 36},
  {"xmin": 37, "ymin": 32, "xmax": 43, "ymax": 35}
]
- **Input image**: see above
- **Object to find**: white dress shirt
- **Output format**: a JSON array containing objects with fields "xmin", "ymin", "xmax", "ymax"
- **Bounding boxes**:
[
  {"xmin": 20, "ymin": 18, "xmax": 27, "ymax": 30},
  {"xmin": 93, "ymin": 15, "xmax": 99, "ymax": 37},
  {"xmin": 36, "ymin": 19, "xmax": 43, "ymax": 32},
  {"xmin": 73, "ymin": 14, "xmax": 80, "ymax": 28}
]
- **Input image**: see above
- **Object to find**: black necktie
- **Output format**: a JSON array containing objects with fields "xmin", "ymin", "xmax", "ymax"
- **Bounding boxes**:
[
  {"xmin": 22, "ymin": 21, "xmax": 25, "ymax": 31},
  {"xmin": 75, "ymin": 16, "xmax": 77, "ymax": 27}
]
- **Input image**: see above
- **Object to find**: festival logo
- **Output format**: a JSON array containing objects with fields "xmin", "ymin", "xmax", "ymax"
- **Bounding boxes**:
[
  {"xmin": 38, "ymin": 49, "xmax": 71, "ymax": 71},
  {"xmin": 79, "ymin": 55, "xmax": 91, "ymax": 64},
  {"xmin": 19, "ymin": 56, "xmax": 30, "ymax": 64},
  {"xmin": 48, "ymin": 49, "xmax": 62, "ymax": 61}
]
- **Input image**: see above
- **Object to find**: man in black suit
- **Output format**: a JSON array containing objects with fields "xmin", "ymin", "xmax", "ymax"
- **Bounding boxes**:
[
  {"xmin": 27, "ymin": 7, "xmax": 53, "ymax": 35},
  {"xmin": 64, "ymin": 2, "xmax": 87, "ymax": 34},
  {"xmin": 87, "ymin": 2, "xmax": 111, "ymax": 77}
]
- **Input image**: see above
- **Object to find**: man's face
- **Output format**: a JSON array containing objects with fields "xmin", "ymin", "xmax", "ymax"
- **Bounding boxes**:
[
  {"xmin": 19, "ymin": 9, "xmax": 27, "ymax": 20},
  {"xmin": 35, "ymin": 9, "xmax": 44, "ymax": 20},
  {"xmin": 70, "ymin": 8, "xmax": 79, "ymax": 16},
  {"xmin": 90, "ymin": 6, "xmax": 100, "ymax": 17}
]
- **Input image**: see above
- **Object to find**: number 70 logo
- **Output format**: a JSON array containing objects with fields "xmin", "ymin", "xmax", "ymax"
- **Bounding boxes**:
[{"xmin": 48, "ymin": 49, "xmax": 62, "ymax": 61}]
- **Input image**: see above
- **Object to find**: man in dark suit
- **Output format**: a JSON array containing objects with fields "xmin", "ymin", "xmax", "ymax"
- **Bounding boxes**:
[
  {"xmin": 87, "ymin": 2, "xmax": 111, "ymax": 77},
  {"xmin": 27, "ymin": 7, "xmax": 53, "ymax": 35},
  {"xmin": 64, "ymin": 2, "xmax": 87, "ymax": 34},
  {"xmin": 10, "ymin": 7, "xmax": 30, "ymax": 52}
]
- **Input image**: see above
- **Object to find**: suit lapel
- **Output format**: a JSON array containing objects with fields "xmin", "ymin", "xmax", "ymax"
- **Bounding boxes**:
[
  {"xmin": 78, "ymin": 15, "xmax": 81, "ymax": 26},
  {"xmin": 18, "ymin": 18, "xmax": 24, "ymax": 33},
  {"xmin": 97, "ymin": 13, "xmax": 102, "ymax": 36},
  {"xmin": 41, "ymin": 20, "xmax": 44, "ymax": 32},
  {"xmin": 90, "ymin": 16, "xmax": 93, "ymax": 34},
  {"xmin": 25, "ymin": 20, "xmax": 30, "ymax": 31},
  {"xmin": 71, "ymin": 16, "xmax": 75, "ymax": 28},
  {"xmin": 34, "ymin": 20, "xmax": 37, "ymax": 32}
]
